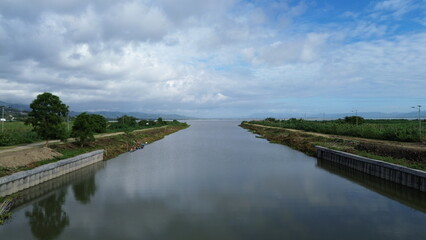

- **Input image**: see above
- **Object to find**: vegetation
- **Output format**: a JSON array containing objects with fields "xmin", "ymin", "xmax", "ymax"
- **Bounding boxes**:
[
  {"xmin": 0, "ymin": 110, "xmax": 184, "ymax": 147},
  {"xmin": 108, "ymin": 116, "xmax": 182, "ymax": 133},
  {"xmin": 0, "ymin": 122, "xmax": 41, "ymax": 146},
  {"xmin": 240, "ymin": 121, "xmax": 426, "ymax": 171},
  {"xmin": 344, "ymin": 116, "xmax": 365, "ymax": 125},
  {"xmin": 71, "ymin": 113, "xmax": 107, "ymax": 147},
  {"xmin": 249, "ymin": 117, "xmax": 425, "ymax": 142},
  {"xmin": 54, "ymin": 123, "xmax": 189, "ymax": 161},
  {"xmin": 25, "ymin": 93, "xmax": 69, "ymax": 146},
  {"xmin": 90, "ymin": 114, "xmax": 107, "ymax": 133}
]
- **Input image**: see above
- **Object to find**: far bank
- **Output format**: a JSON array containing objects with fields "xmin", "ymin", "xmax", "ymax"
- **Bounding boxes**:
[{"xmin": 240, "ymin": 121, "xmax": 426, "ymax": 171}]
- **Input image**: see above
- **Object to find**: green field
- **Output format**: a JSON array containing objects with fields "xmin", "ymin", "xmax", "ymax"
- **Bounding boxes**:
[
  {"xmin": 0, "ymin": 122, "xmax": 41, "ymax": 146},
  {"xmin": 248, "ymin": 118, "xmax": 425, "ymax": 142}
]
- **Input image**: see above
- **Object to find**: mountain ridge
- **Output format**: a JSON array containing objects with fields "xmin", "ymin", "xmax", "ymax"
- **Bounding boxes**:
[{"xmin": 0, "ymin": 101, "xmax": 191, "ymax": 120}]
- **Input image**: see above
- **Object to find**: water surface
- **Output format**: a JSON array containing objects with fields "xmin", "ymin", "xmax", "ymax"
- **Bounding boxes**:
[{"xmin": 1, "ymin": 120, "xmax": 425, "ymax": 239}]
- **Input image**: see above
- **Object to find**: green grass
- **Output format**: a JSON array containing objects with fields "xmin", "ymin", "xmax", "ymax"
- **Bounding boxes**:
[
  {"xmin": 0, "ymin": 122, "xmax": 41, "ymax": 146},
  {"xmin": 315, "ymin": 141, "xmax": 426, "ymax": 171},
  {"xmin": 356, "ymin": 151, "xmax": 426, "ymax": 170},
  {"xmin": 248, "ymin": 119, "xmax": 425, "ymax": 142}
]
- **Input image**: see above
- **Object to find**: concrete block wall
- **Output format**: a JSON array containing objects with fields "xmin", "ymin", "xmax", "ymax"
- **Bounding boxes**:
[
  {"xmin": 0, "ymin": 150, "xmax": 104, "ymax": 197},
  {"xmin": 316, "ymin": 146, "xmax": 426, "ymax": 192},
  {"xmin": 13, "ymin": 161, "xmax": 105, "ymax": 207}
]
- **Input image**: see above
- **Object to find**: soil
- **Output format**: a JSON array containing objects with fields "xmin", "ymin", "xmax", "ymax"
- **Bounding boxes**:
[{"xmin": 0, "ymin": 147, "xmax": 62, "ymax": 168}]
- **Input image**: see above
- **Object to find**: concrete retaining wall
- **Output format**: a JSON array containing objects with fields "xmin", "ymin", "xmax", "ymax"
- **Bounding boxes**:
[
  {"xmin": 0, "ymin": 150, "xmax": 104, "ymax": 197},
  {"xmin": 316, "ymin": 146, "xmax": 426, "ymax": 192}
]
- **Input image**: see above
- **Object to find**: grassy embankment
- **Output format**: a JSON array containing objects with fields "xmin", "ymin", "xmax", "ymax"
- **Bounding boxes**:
[
  {"xmin": 241, "ymin": 120, "xmax": 426, "ymax": 171},
  {"xmin": 0, "ymin": 122, "xmax": 189, "ymax": 177}
]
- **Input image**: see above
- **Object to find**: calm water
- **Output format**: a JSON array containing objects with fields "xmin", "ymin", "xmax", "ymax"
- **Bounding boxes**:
[{"xmin": 1, "ymin": 120, "xmax": 426, "ymax": 240}]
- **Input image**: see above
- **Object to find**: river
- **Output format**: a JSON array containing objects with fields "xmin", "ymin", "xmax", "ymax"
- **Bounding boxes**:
[{"xmin": 1, "ymin": 120, "xmax": 425, "ymax": 239}]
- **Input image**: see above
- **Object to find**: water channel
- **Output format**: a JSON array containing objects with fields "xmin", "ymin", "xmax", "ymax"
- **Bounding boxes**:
[{"xmin": 1, "ymin": 120, "xmax": 426, "ymax": 239}]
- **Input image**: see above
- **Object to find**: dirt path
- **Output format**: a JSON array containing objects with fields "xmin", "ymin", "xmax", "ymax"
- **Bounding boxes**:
[{"xmin": 248, "ymin": 123, "xmax": 426, "ymax": 151}]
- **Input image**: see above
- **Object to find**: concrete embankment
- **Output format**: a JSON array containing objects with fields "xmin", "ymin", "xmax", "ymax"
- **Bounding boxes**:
[
  {"xmin": 316, "ymin": 146, "xmax": 426, "ymax": 192},
  {"xmin": 241, "ymin": 122, "xmax": 426, "ymax": 192},
  {"xmin": 0, "ymin": 150, "xmax": 103, "ymax": 197}
]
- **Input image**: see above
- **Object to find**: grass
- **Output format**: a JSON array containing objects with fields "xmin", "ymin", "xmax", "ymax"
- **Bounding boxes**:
[
  {"xmin": 240, "ymin": 121, "xmax": 426, "ymax": 171},
  {"xmin": 0, "ymin": 122, "xmax": 41, "ymax": 146},
  {"xmin": 316, "ymin": 141, "xmax": 426, "ymax": 171},
  {"xmin": 248, "ymin": 118, "xmax": 425, "ymax": 142}
]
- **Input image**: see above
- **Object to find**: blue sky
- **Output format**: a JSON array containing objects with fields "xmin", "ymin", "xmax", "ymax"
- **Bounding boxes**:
[{"xmin": 0, "ymin": 0, "xmax": 425, "ymax": 118}]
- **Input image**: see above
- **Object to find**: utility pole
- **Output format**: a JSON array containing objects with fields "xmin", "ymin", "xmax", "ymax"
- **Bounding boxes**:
[{"xmin": 412, "ymin": 105, "xmax": 422, "ymax": 140}]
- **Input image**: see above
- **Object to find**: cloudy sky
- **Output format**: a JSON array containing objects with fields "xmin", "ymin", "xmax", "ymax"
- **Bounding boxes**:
[{"xmin": 0, "ymin": 0, "xmax": 425, "ymax": 118}]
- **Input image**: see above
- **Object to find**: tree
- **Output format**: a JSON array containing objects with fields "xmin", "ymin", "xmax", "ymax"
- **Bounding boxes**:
[
  {"xmin": 25, "ymin": 92, "xmax": 69, "ymax": 146},
  {"xmin": 138, "ymin": 119, "xmax": 149, "ymax": 127},
  {"xmin": 25, "ymin": 190, "xmax": 69, "ymax": 240},
  {"xmin": 265, "ymin": 117, "xmax": 278, "ymax": 122},
  {"xmin": 117, "ymin": 115, "xmax": 137, "ymax": 127},
  {"xmin": 72, "ymin": 113, "xmax": 95, "ymax": 147},
  {"xmin": 344, "ymin": 116, "xmax": 365, "ymax": 125},
  {"xmin": 89, "ymin": 114, "xmax": 107, "ymax": 133},
  {"xmin": 157, "ymin": 117, "xmax": 166, "ymax": 125}
]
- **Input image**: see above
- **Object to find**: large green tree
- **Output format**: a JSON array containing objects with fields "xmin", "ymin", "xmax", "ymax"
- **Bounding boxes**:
[
  {"xmin": 89, "ymin": 114, "xmax": 107, "ymax": 133},
  {"xmin": 71, "ymin": 113, "xmax": 98, "ymax": 147},
  {"xmin": 25, "ymin": 92, "xmax": 69, "ymax": 146}
]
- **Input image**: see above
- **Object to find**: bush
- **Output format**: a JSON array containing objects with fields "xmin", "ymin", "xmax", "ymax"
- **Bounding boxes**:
[{"xmin": 344, "ymin": 116, "xmax": 365, "ymax": 125}]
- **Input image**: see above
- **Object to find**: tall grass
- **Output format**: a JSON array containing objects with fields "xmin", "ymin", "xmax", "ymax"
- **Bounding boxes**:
[
  {"xmin": 249, "ymin": 118, "xmax": 425, "ymax": 142},
  {"xmin": 0, "ymin": 122, "xmax": 41, "ymax": 146}
]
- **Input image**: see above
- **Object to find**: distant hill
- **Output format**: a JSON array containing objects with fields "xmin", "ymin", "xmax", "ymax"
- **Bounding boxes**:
[
  {"xmin": 0, "ymin": 101, "xmax": 30, "ymax": 111},
  {"xmin": 1, "ymin": 101, "xmax": 191, "ymax": 120}
]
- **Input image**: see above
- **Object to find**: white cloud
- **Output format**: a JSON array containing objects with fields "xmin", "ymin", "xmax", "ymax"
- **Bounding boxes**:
[
  {"xmin": 374, "ymin": 0, "xmax": 416, "ymax": 17},
  {"xmin": 0, "ymin": 0, "xmax": 425, "ymax": 117}
]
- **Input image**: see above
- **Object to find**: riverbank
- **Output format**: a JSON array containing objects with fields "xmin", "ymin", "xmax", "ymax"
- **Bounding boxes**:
[
  {"xmin": 52, "ymin": 124, "xmax": 189, "ymax": 161},
  {"xmin": 240, "ymin": 122, "xmax": 426, "ymax": 171},
  {"xmin": 0, "ymin": 124, "xmax": 189, "ymax": 177},
  {"xmin": 0, "ymin": 124, "xmax": 188, "ymax": 223}
]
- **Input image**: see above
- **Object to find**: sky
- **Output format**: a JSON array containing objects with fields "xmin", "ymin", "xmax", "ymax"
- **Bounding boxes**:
[{"xmin": 0, "ymin": 0, "xmax": 425, "ymax": 118}]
